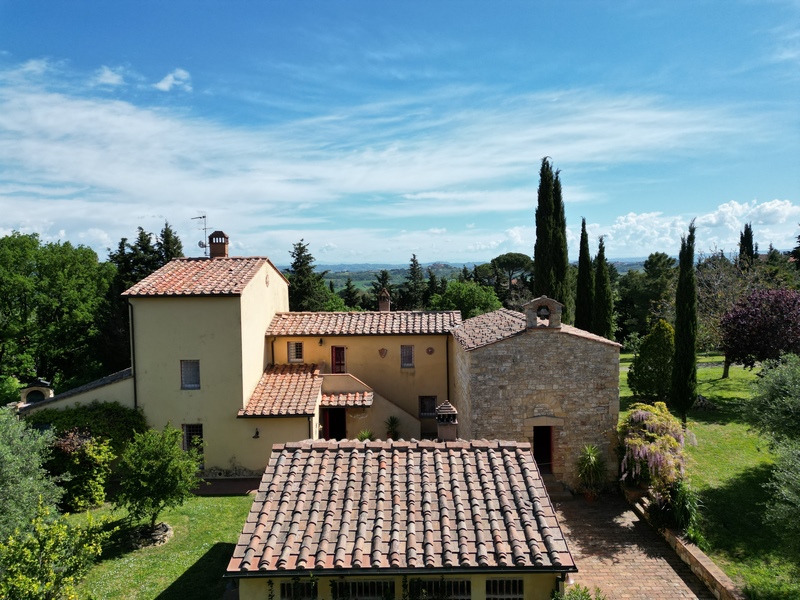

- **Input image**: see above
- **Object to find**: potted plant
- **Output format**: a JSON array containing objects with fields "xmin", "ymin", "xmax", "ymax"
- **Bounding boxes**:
[
  {"xmin": 356, "ymin": 429, "xmax": 374, "ymax": 441},
  {"xmin": 577, "ymin": 444, "xmax": 606, "ymax": 500},
  {"xmin": 384, "ymin": 416, "xmax": 400, "ymax": 440}
]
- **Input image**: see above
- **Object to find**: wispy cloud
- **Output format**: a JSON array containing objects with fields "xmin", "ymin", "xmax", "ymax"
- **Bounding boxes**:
[
  {"xmin": 153, "ymin": 68, "xmax": 192, "ymax": 92},
  {"xmin": 92, "ymin": 65, "xmax": 125, "ymax": 86}
]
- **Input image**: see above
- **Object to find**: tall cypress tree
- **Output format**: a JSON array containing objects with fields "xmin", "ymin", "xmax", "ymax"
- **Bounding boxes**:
[
  {"xmin": 533, "ymin": 158, "xmax": 556, "ymax": 298},
  {"xmin": 738, "ymin": 222, "xmax": 757, "ymax": 267},
  {"xmin": 671, "ymin": 221, "xmax": 698, "ymax": 425},
  {"xmin": 575, "ymin": 218, "xmax": 594, "ymax": 330},
  {"xmin": 591, "ymin": 236, "xmax": 614, "ymax": 340},
  {"xmin": 552, "ymin": 169, "xmax": 570, "ymax": 312}
]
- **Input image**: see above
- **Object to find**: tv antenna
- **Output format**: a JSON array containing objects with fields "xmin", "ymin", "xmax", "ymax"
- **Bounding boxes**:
[{"xmin": 192, "ymin": 214, "xmax": 209, "ymax": 257}]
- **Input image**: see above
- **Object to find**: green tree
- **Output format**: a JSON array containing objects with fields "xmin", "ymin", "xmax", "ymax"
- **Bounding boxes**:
[
  {"xmin": 339, "ymin": 277, "xmax": 362, "ymax": 309},
  {"xmin": 738, "ymin": 222, "xmax": 757, "ymax": 267},
  {"xmin": 0, "ymin": 501, "xmax": 108, "ymax": 600},
  {"xmin": 670, "ymin": 221, "xmax": 698, "ymax": 425},
  {"xmin": 575, "ymin": 218, "xmax": 594, "ymax": 331},
  {"xmin": 286, "ymin": 240, "xmax": 329, "ymax": 312},
  {"xmin": 490, "ymin": 252, "xmax": 533, "ymax": 298},
  {"xmin": 428, "ymin": 280, "xmax": 502, "ymax": 319},
  {"xmin": 552, "ymin": 169, "xmax": 570, "ymax": 316},
  {"xmin": 791, "ymin": 225, "xmax": 800, "ymax": 270},
  {"xmin": 115, "ymin": 425, "xmax": 202, "ymax": 530},
  {"xmin": 156, "ymin": 221, "xmax": 184, "ymax": 265},
  {"xmin": 369, "ymin": 270, "xmax": 395, "ymax": 310},
  {"xmin": 0, "ymin": 407, "xmax": 62, "ymax": 542},
  {"xmin": 627, "ymin": 319, "xmax": 675, "ymax": 402},
  {"xmin": 591, "ymin": 237, "xmax": 614, "ymax": 340},
  {"xmin": 400, "ymin": 254, "xmax": 426, "ymax": 310},
  {"xmin": 533, "ymin": 157, "xmax": 558, "ymax": 298},
  {"xmin": 48, "ymin": 430, "xmax": 115, "ymax": 512}
]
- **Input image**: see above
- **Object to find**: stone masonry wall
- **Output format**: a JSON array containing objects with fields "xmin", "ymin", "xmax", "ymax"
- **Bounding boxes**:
[{"xmin": 466, "ymin": 328, "xmax": 619, "ymax": 489}]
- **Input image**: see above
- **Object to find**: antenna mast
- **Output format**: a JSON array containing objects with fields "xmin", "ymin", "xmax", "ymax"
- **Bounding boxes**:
[{"xmin": 192, "ymin": 214, "xmax": 209, "ymax": 257}]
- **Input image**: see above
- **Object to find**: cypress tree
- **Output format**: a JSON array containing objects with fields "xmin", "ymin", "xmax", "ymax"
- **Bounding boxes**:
[
  {"xmin": 533, "ymin": 157, "xmax": 556, "ymax": 298},
  {"xmin": 671, "ymin": 221, "xmax": 698, "ymax": 425},
  {"xmin": 403, "ymin": 254, "xmax": 426, "ymax": 310},
  {"xmin": 575, "ymin": 218, "xmax": 594, "ymax": 330},
  {"xmin": 591, "ymin": 236, "xmax": 614, "ymax": 340},
  {"xmin": 738, "ymin": 222, "xmax": 757, "ymax": 267},
  {"xmin": 552, "ymin": 169, "xmax": 570, "ymax": 312}
]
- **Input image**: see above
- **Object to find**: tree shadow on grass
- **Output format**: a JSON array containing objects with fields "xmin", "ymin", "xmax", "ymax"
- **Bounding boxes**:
[
  {"xmin": 156, "ymin": 542, "xmax": 236, "ymax": 600},
  {"xmin": 698, "ymin": 462, "xmax": 800, "ymax": 599}
]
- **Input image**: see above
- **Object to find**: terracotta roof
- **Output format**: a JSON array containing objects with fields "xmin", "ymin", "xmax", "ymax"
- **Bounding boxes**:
[
  {"xmin": 228, "ymin": 439, "xmax": 575, "ymax": 576},
  {"xmin": 266, "ymin": 311, "xmax": 462, "ymax": 336},
  {"xmin": 123, "ymin": 257, "xmax": 285, "ymax": 297},
  {"xmin": 239, "ymin": 364, "xmax": 322, "ymax": 417},
  {"xmin": 453, "ymin": 308, "xmax": 620, "ymax": 351},
  {"xmin": 320, "ymin": 391, "xmax": 374, "ymax": 407}
]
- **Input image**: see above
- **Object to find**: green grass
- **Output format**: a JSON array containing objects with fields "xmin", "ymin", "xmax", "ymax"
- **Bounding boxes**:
[
  {"xmin": 621, "ymin": 358, "xmax": 799, "ymax": 598},
  {"xmin": 76, "ymin": 493, "xmax": 253, "ymax": 600}
]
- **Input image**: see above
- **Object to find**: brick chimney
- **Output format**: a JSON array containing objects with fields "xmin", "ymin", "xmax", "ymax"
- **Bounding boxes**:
[
  {"xmin": 209, "ymin": 231, "xmax": 229, "ymax": 258},
  {"xmin": 378, "ymin": 288, "xmax": 391, "ymax": 312},
  {"xmin": 435, "ymin": 400, "xmax": 458, "ymax": 442},
  {"xmin": 523, "ymin": 296, "xmax": 563, "ymax": 329}
]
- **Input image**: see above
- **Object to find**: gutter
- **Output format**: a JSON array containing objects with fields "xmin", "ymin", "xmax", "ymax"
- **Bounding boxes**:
[{"xmin": 225, "ymin": 564, "xmax": 577, "ymax": 579}]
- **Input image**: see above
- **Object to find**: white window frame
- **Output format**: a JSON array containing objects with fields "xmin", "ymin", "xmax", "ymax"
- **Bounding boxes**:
[
  {"xmin": 288, "ymin": 341, "xmax": 304, "ymax": 363},
  {"xmin": 400, "ymin": 344, "xmax": 414, "ymax": 368},
  {"xmin": 180, "ymin": 360, "xmax": 200, "ymax": 390}
]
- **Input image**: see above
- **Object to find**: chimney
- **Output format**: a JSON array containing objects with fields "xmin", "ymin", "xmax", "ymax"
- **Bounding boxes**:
[
  {"xmin": 435, "ymin": 401, "xmax": 458, "ymax": 442},
  {"xmin": 209, "ymin": 231, "xmax": 229, "ymax": 258},
  {"xmin": 378, "ymin": 287, "xmax": 391, "ymax": 312},
  {"xmin": 523, "ymin": 296, "xmax": 563, "ymax": 329}
]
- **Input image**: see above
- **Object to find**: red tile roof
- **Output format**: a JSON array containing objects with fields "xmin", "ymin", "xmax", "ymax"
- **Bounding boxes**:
[
  {"xmin": 266, "ymin": 311, "xmax": 462, "ymax": 336},
  {"xmin": 453, "ymin": 308, "xmax": 620, "ymax": 351},
  {"xmin": 239, "ymin": 364, "xmax": 322, "ymax": 417},
  {"xmin": 320, "ymin": 391, "xmax": 374, "ymax": 407},
  {"xmin": 228, "ymin": 439, "xmax": 575, "ymax": 575},
  {"xmin": 123, "ymin": 257, "xmax": 285, "ymax": 297}
]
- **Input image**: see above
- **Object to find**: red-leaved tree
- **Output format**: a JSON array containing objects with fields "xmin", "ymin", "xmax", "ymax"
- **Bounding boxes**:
[{"xmin": 721, "ymin": 288, "xmax": 800, "ymax": 369}]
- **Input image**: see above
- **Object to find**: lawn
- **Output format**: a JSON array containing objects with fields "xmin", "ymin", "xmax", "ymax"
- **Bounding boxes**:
[
  {"xmin": 75, "ymin": 493, "xmax": 253, "ymax": 600},
  {"xmin": 620, "ymin": 357, "xmax": 799, "ymax": 599}
]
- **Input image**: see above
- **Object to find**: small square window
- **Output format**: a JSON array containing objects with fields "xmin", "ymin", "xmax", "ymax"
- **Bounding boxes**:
[
  {"xmin": 419, "ymin": 395, "xmax": 437, "ymax": 418},
  {"xmin": 180, "ymin": 360, "xmax": 200, "ymax": 389},
  {"xmin": 400, "ymin": 345, "xmax": 414, "ymax": 368},
  {"xmin": 288, "ymin": 342, "xmax": 304, "ymax": 363}
]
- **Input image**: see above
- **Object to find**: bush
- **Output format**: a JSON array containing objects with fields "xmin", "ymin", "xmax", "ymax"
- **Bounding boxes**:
[
  {"xmin": 115, "ymin": 426, "xmax": 202, "ymax": 530},
  {"xmin": 619, "ymin": 402, "xmax": 686, "ymax": 496},
  {"xmin": 576, "ymin": 444, "xmax": 606, "ymax": 498},
  {"xmin": 25, "ymin": 401, "xmax": 147, "ymax": 460},
  {"xmin": 356, "ymin": 429, "xmax": 374, "ymax": 441},
  {"xmin": 764, "ymin": 440, "xmax": 800, "ymax": 559},
  {"xmin": 627, "ymin": 319, "xmax": 674, "ymax": 401},
  {"xmin": 48, "ymin": 429, "xmax": 115, "ymax": 512},
  {"xmin": 551, "ymin": 584, "xmax": 607, "ymax": 600},
  {"xmin": 0, "ymin": 500, "xmax": 110, "ymax": 599}
]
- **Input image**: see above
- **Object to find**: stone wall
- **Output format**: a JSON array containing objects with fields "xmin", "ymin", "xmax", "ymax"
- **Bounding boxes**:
[{"xmin": 459, "ymin": 328, "xmax": 619, "ymax": 489}]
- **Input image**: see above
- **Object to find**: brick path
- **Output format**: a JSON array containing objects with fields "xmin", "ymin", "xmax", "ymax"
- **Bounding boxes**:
[{"xmin": 555, "ymin": 495, "xmax": 714, "ymax": 599}]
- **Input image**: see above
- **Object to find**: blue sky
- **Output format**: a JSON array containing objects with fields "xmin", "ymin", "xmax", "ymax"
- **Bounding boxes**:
[{"xmin": 1, "ymin": 1, "xmax": 798, "ymax": 265}]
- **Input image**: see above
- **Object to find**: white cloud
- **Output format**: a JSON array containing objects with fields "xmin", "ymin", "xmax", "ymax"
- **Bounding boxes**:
[
  {"xmin": 153, "ymin": 68, "xmax": 192, "ymax": 92},
  {"xmin": 92, "ymin": 66, "xmax": 125, "ymax": 86}
]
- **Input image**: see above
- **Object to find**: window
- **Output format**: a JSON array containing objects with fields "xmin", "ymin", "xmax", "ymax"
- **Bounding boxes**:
[
  {"xmin": 332, "ymin": 346, "xmax": 346, "ymax": 373},
  {"xmin": 400, "ymin": 344, "xmax": 414, "ymax": 368},
  {"xmin": 182, "ymin": 424, "xmax": 204, "ymax": 468},
  {"xmin": 281, "ymin": 580, "xmax": 394, "ymax": 600},
  {"xmin": 415, "ymin": 580, "xmax": 471, "ymax": 600},
  {"xmin": 180, "ymin": 360, "xmax": 200, "ymax": 389},
  {"xmin": 288, "ymin": 342, "xmax": 304, "ymax": 363},
  {"xmin": 486, "ymin": 579, "xmax": 524, "ymax": 600},
  {"xmin": 419, "ymin": 395, "xmax": 437, "ymax": 418}
]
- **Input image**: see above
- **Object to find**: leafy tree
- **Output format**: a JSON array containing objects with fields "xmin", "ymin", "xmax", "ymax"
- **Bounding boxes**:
[
  {"xmin": 591, "ymin": 237, "xmax": 614, "ymax": 339},
  {"xmin": 428, "ymin": 280, "xmax": 502, "ymax": 319},
  {"xmin": 738, "ymin": 221, "xmax": 757, "ymax": 266},
  {"xmin": 627, "ymin": 319, "xmax": 675, "ymax": 402},
  {"xmin": 115, "ymin": 425, "xmax": 202, "ymax": 530},
  {"xmin": 399, "ymin": 254, "xmax": 426, "ymax": 310},
  {"xmin": 670, "ymin": 222, "xmax": 698, "ymax": 425},
  {"xmin": 0, "ymin": 501, "xmax": 108, "ymax": 600},
  {"xmin": 490, "ymin": 252, "xmax": 533, "ymax": 298},
  {"xmin": 720, "ymin": 289, "xmax": 800, "ymax": 369},
  {"xmin": 286, "ymin": 239, "xmax": 329, "ymax": 312},
  {"xmin": 0, "ymin": 407, "xmax": 62, "ymax": 542},
  {"xmin": 791, "ymin": 225, "xmax": 800, "ymax": 270},
  {"xmin": 575, "ymin": 218, "xmax": 594, "ymax": 331},
  {"xmin": 369, "ymin": 269, "xmax": 395, "ymax": 310},
  {"xmin": 48, "ymin": 430, "xmax": 115, "ymax": 512},
  {"xmin": 616, "ymin": 252, "xmax": 676, "ymax": 343},
  {"xmin": 458, "ymin": 265, "xmax": 471, "ymax": 282}
]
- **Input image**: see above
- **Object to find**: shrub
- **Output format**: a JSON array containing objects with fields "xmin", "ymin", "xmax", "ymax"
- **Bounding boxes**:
[
  {"xmin": 356, "ymin": 429, "xmax": 374, "ymax": 441},
  {"xmin": 576, "ymin": 444, "xmax": 606, "ymax": 498},
  {"xmin": 25, "ymin": 401, "xmax": 147, "ymax": 460},
  {"xmin": 384, "ymin": 416, "xmax": 400, "ymax": 440},
  {"xmin": 764, "ymin": 440, "xmax": 800, "ymax": 560},
  {"xmin": 551, "ymin": 584, "xmax": 607, "ymax": 600},
  {"xmin": 619, "ymin": 402, "xmax": 685, "ymax": 496},
  {"xmin": 48, "ymin": 429, "xmax": 115, "ymax": 512},
  {"xmin": 115, "ymin": 425, "xmax": 202, "ymax": 530},
  {"xmin": 627, "ymin": 319, "xmax": 674, "ymax": 401}
]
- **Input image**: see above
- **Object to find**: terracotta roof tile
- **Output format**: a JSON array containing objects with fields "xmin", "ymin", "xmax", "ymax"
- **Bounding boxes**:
[
  {"xmin": 122, "ymin": 257, "xmax": 283, "ymax": 297},
  {"xmin": 239, "ymin": 364, "xmax": 322, "ymax": 417},
  {"xmin": 320, "ymin": 391, "xmax": 374, "ymax": 407},
  {"xmin": 452, "ymin": 308, "xmax": 620, "ymax": 351},
  {"xmin": 227, "ymin": 439, "xmax": 576, "ymax": 576},
  {"xmin": 266, "ymin": 311, "xmax": 461, "ymax": 336}
]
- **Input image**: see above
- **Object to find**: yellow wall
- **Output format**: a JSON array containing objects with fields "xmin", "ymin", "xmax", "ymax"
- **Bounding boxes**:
[
  {"xmin": 271, "ymin": 333, "xmax": 450, "ymax": 433},
  {"xmin": 343, "ymin": 391, "xmax": 420, "ymax": 440},
  {"xmin": 238, "ymin": 572, "xmax": 561, "ymax": 600},
  {"xmin": 223, "ymin": 416, "xmax": 312, "ymax": 474},
  {"xmin": 22, "ymin": 377, "xmax": 135, "ymax": 415}
]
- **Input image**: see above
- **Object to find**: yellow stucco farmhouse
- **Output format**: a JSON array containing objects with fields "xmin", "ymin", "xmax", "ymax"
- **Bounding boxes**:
[{"xmin": 18, "ymin": 231, "xmax": 619, "ymax": 488}]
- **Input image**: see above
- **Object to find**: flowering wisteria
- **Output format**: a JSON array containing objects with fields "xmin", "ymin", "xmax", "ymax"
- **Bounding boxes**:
[{"xmin": 619, "ymin": 402, "xmax": 686, "ymax": 495}]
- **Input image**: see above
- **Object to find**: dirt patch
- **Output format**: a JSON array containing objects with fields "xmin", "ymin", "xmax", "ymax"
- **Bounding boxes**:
[{"xmin": 131, "ymin": 522, "xmax": 174, "ymax": 549}]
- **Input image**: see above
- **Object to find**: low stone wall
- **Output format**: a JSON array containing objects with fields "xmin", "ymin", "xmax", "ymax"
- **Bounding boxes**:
[{"xmin": 624, "ymin": 488, "xmax": 746, "ymax": 600}]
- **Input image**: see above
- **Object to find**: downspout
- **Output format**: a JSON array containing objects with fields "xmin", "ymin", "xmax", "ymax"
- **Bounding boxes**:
[
  {"xmin": 269, "ymin": 336, "xmax": 276, "ymax": 365},
  {"xmin": 129, "ymin": 300, "xmax": 138, "ymax": 410}
]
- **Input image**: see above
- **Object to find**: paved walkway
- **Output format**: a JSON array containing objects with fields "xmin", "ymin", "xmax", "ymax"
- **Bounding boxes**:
[{"xmin": 555, "ymin": 494, "xmax": 714, "ymax": 599}]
